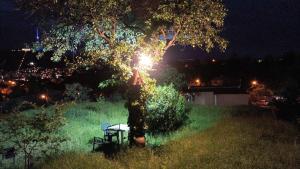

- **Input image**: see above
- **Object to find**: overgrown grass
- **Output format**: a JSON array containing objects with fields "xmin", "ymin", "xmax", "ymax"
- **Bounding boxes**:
[
  {"xmin": 41, "ymin": 112, "xmax": 298, "ymax": 169},
  {"xmin": 2, "ymin": 101, "xmax": 298, "ymax": 169},
  {"xmin": 0, "ymin": 101, "xmax": 219, "ymax": 154},
  {"xmin": 20, "ymin": 101, "xmax": 223, "ymax": 151},
  {"xmin": 58, "ymin": 101, "xmax": 129, "ymax": 152},
  {"xmin": 146, "ymin": 104, "xmax": 223, "ymax": 145}
]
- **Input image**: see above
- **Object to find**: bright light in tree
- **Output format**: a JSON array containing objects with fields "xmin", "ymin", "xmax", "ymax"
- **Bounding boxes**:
[{"xmin": 138, "ymin": 52, "xmax": 153, "ymax": 70}]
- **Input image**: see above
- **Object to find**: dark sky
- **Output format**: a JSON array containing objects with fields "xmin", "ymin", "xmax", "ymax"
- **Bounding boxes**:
[
  {"xmin": 224, "ymin": 0, "xmax": 300, "ymax": 57},
  {"xmin": 1, "ymin": 0, "xmax": 300, "ymax": 57}
]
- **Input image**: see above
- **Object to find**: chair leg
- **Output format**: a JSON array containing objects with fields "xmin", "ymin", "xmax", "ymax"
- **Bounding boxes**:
[{"xmin": 92, "ymin": 137, "xmax": 96, "ymax": 151}]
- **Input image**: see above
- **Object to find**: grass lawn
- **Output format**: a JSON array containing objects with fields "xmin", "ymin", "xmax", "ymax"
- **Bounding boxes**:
[
  {"xmin": 42, "ymin": 108, "xmax": 298, "ymax": 169},
  {"xmin": 19, "ymin": 101, "xmax": 220, "ymax": 152},
  {"xmin": 19, "ymin": 101, "xmax": 222, "ymax": 152},
  {"xmin": 1, "ymin": 101, "xmax": 298, "ymax": 169},
  {"xmin": 55, "ymin": 101, "xmax": 223, "ymax": 151}
]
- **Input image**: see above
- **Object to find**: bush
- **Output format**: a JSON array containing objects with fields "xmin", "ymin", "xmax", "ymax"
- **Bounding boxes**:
[
  {"xmin": 272, "ymin": 79, "xmax": 300, "ymax": 122},
  {"xmin": 64, "ymin": 83, "xmax": 92, "ymax": 102},
  {"xmin": 272, "ymin": 101, "xmax": 299, "ymax": 122},
  {"xmin": 146, "ymin": 84, "xmax": 188, "ymax": 134},
  {"xmin": 0, "ymin": 106, "xmax": 67, "ymax": 169}
]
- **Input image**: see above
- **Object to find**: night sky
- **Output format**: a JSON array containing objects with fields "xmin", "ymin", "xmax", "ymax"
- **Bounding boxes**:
[{"xmin": 1, "ymin": 0, "xmax": 300, "ymax": 58}]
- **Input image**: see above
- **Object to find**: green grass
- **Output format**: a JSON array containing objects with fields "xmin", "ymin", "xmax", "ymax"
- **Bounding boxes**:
[
  {"xmin": 20, "ymin": 101, "xmax": 223, "ymax": 152},
  {"xmin": 58, "ymin": 101, "xmax": 129, "ymax": 152},
  {"xmin": 1, "ymin": 101, "xmax": 298, "ymax": 169},
  {"xmin": 41, "ymin": 112, "xmax": 298, "ymax": 169},
  {"xmin": 146, "ymin": 104, "xmax": 223, "ymax": 145}
]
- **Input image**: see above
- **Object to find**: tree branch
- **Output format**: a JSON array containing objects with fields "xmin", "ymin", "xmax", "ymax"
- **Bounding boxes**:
[
  {"xmin": 164, "ymin": 28, "xmax": 180, "ymax": 51},
  {"xmin": 123, "ymin": 22, "xmax": 146, "ymax": 34},
  {"xmin": 89, "ymin": 9, "xmax": 113, "ymax": 48},
  {"xmin": 111, "ymin": 17, "xmax": 117, "ymax": 39},
  {"xmin": 160, "ymin": 28, "xmax": 167, "ymax": 41},
  {"xmin": 96, "ymin": 28, "xmax": 112, "ymax": 47}
]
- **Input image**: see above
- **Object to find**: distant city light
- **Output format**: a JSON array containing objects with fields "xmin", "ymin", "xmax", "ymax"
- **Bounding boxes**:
[
  {"xmin": 29, "ymin": 62, "xmax": 35, "ymax": 66},
  {"xmin": 212, "ymin": 59, "xmax": 216, "ymax": 63},
  {"xmin": 257, "ymin": 59, "xmax": 263, "ymax": 63},
  {"xmin": 39, "ymin": 94, "xmax": 49, "ymax": 101},
  {"xmin": 195, "ymin": 78, "xmax": 201, "ymax": 86},
  {"xmin": 0, "ymin": 88, "xmax": 12, "ymax": 95},
  {"xmin": 7, "ymin": 80, "xmax": 16, "ymax": 87},
  {"xmin": 251, "ymin": 80, "xmax": 258, "ymax": 86},
  {"xmin": 21, "ymin": 48, "xmax": 31, "ymax": 52}
]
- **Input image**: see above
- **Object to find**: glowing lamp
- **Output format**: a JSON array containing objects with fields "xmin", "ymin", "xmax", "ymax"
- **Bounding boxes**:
[
  {"xmin": 39, "ymin": 94, "xmax": 48, "ymax": 101},
  {"xmin": 21, "ymin": 48, "xmax": 31, "ymax": 52},
  {"xmin": 7, "ymin": 80, "xmax": 16, "ymax": 87},
  {"xmin": 138, "ymin": 52, "xmax": 153, "ymax": 70},
  {"xmin": 251, "ymin": 80, "xmax": 258, "ymax": 86},
  {"xmin": 195, "ymin": 78, "xmax": 201, "ymax": 86},
  {"xmin": 0, "ymin": 88, "xmax": 12, "ymax": 95}
]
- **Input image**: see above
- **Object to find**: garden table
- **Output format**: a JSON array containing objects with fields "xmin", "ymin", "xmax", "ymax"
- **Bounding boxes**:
[{"xmin": 107, "ymin": 124, "xmax": 129, "ymax": 145}]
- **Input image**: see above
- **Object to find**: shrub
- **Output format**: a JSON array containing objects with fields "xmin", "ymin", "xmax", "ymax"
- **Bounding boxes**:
[
  {"xmin": 272, "ymin": 79, "xmax": 300, "ymax": 122},
  {"xmin": 272, "ymin": 100, "xmax": 299, "ymax": 122},
  {"xmin": 146, "ymin": 84, "xmax": 188, "ymax": 134},
  {"xmin": 64, "ymin": 83, "xmax": 92, "ymax": 102},
  {"xmin": 0, "ymin": 106, "xmax": 67, "ymax": 169}
]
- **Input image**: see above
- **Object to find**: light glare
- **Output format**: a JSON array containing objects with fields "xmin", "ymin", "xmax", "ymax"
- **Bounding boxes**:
[{"xmin": 138, "ymin": 53, "xmax": 153, "ymax": 70}]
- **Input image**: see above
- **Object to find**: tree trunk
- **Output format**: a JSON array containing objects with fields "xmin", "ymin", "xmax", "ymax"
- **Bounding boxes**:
[{"xmin": 127, "ymin": 83, "xmax": 146, "ymax": 147}]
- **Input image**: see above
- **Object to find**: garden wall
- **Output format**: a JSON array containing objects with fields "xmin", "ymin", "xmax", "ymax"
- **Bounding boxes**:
[{"xmin": 193, "ymin": 92, "xmax": 249, "ymax": 106}]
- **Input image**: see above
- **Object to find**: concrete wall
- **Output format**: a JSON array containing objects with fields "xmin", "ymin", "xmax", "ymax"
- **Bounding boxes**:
[
  {"xmin": 193, "ymin": 92, "xmax": 215, "ymax": 105},
  {"xmin": 215, "ymin": 94, "xmax": 249, "ymax": 106},
  {"xmin": 193, "ymin": 92, "xmax": 249, "ymax": 106}
]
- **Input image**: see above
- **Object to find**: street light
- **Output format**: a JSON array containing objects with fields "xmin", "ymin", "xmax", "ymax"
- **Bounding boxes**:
[
  {"xmin": 29, "ymin": 62, "xmax": 35, "ymax": 66},
  {"xmin": 251, "ymin": 80, "xmax": 258, "ymax": 86},
  {"xmin": 195, "ymin": 78, "xmax": 201, "ymax": 86},
  {"xmin": 39, "ymin": 94, "xmax": 49, "ymax": 102},
  {"xmin": 7, "ymin": 80, "xmax": 17, "ymax": 87}
]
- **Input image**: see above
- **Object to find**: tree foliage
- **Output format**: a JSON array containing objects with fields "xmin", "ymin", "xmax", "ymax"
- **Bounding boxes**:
[
  {"xmin": 248, "ymin": 83, "xmax": 273, "ymax": 105},
  {"xmin": 64, "ymin": 83, "xmax": 92, "ymax": 102},
  {"xmin": 16, "ymin": 0, "xmax": 227, "ymax": 87},
  {"xmin": 16, "ymin": 0, "xmax": 228, "ymax": 144},
  {"xmin": 0, "ymin": 106, "xmax": 66, "ymax": 168},
  {"xmin": 152, "ymin": 64, "xmax": 187, "ymax": 90}
]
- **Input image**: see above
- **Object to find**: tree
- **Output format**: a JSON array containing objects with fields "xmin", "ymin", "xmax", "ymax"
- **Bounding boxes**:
[
  {"xmin": 248, "ymin": 83, "xmax": 273, "ymax": 106},
  {"xmin": 152, "ymin": 64, "xmax": 187, "ymax": 90},
  {"xmin": 64, "ymin": 83, "xmax": 92, "ymax": 102},
  {"xmin": 16, "ymin": 0, "xmax": 227, "ymax": 146},
  {"xmin": 0, "ymin": 106, "xmax": 66, "ymax": 169}
]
